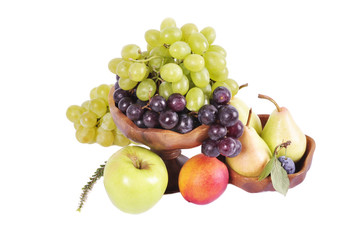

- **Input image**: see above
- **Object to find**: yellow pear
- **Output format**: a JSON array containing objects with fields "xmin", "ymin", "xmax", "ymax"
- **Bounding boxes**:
[
  {"xmin": 226, "ymin": 109, "xmax": 272, "ymax": 177},
  {"xmin": 259, "ymin": 94, "xmax": 306, "ymax": 162}
]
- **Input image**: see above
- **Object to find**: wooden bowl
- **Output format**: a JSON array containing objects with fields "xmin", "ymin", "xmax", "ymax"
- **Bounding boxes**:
[
  {"xmin": 108, "ymin": 86, "xmax": 209, "ymax": 193},
  {"xmin": 227, "ymin": 114, "xmax": 316, "ymax": 193}
]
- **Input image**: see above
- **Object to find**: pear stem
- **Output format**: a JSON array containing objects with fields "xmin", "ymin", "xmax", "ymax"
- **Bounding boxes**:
[
  {"xmin": 246, "ymin": 108, "xmax": 252, "ymax": 127},
  {"xmin": 258, "ymin": 94, "xmax": 281, "ymax": 112},
  {"xmin": 238, "ymin": 83, "xmax": 249, "ymax": 90}
]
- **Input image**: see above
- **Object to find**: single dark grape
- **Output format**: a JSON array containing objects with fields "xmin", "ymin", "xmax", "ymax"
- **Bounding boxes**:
[
  {"xmin": 278, "ymin": 156, "xmax": 296, "ymax": 174},
  {"xmin": 201, "ymin": 138, "xmax": 220, "ymax": 157},
  {"xmin": 208, "ymin": 123, "xmax": 227, "ymax": 140},
  {"xmin": 227, "ymin": 120, "xmax": 244, "ymax": 139},
  {"xmin": 126, "ymin": 104, "xmax": 144, "ymax": 121},
  {"xmin": 174, "ymin": 114, "xmax": 194, "ymax": 134},
  {"xmin": 217, "ymin": 137, "xmax": 237, "ymax": 157},
  {"xmin": 134, "ymin": 119, "xmax": 146, "ymax": 128},
  {"xmin": 113, "ymin": 88, "xmax": 129, "ymax": 106},
  {"xmin": 227, "ymin": 139, "xmax": 242, "ymax": 158},
  {"xmin": 142, "ymin": 110, "xmax": 159, "ymax": 128},
  {"xmin": 159, "ymin": 110, "xmax": 179, "ymax": 129},
  {"xmin": 167, "ymin": 93, "xmax": 186, "ymax": 112},
  {"xmin": 117, "ymin": 97, "xmax": 133, "ymax": 113},
  {"xmin": 213, "ymin": 86, "xmax": 231, "ymax": 105},
  {"xmin": 218, "ymin": 105, "xmax": 239, "ymax": 127},
  {"xmin": 149, "ymin": 95, "xmax": 167, "ymax": 112},
  {"xmin": 198, "ymin": 104, "xmax": 218, "ymax": 125}
]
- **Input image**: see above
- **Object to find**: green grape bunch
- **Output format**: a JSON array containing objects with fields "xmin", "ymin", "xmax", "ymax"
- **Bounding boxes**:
[
  {"xmin": 108, "ymin": 17, "xmax": 241, "ymax": 112},
  {"xmin": 66, "ymin": 84, "xmax": 131, "ymax": 147}
]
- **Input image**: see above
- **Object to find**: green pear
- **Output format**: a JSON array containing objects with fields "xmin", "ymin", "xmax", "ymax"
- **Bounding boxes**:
[
  {"xmin": 229, "ymin": 84, "xmax": 263, "ymax": 135},
  {"xmin": 259, "ymin": 94, "xmax": 306, "ymax": 162},
  {"xmin": 226, "ymin": 109, "xmax": 272, "ymax": 177}
]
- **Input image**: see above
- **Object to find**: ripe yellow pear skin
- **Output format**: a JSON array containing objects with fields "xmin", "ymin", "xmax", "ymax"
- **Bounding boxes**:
[
  {"xmin": 261, "ymin": 107, "xmax": 306, "ymax": 162},
  {"xmin": 226, "ymin": 126, "xmax": 272, "ymax": 177},
  {"xmin": 229, "ymin": 97, "xmax": 262, "ymax": 135}
]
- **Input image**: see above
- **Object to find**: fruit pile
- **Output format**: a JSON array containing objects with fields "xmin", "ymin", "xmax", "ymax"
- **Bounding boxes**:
[
  {"xmin": 66, "ymin": 84, "xmax": 131, "ymax": 147},
  {"xmin": 72, "ymin": 18, "xmax": 311, "ymax": 215}
]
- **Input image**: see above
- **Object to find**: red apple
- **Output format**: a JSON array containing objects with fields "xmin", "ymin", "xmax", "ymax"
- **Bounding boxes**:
[{"xmin": 178, "ymin": 154, "xmax": 229, "ymax": 205}]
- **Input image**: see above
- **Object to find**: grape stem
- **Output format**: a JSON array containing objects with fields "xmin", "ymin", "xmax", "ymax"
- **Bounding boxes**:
[
  {"xmin": 258, "ymin": 94, "xmax": 281, "ymax": 112},
  {"xmin": 239, "ymin": 83, "xmax": 249, "ymax": 90},
  {"xmin": 129, "ymin": 55, "xmax": 162, "ymax": 63},
  {"xmin": 273, "ymin": 141, "xmax": 292, "ymax": 156}
]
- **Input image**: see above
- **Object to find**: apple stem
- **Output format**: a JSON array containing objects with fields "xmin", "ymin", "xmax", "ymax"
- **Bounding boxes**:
[
  {"xmin": 258, "ymin": 94, "xmax": 281, "ymax": 112},
  {"xmin": 246, "ymin": 108, "xmax": 252, "ymax": 127},
  {"xmin": 130, "ymin": 155, "xmax": 141, "ymax": 169},
  {"xmin": 238, "ymin": 83, "xmax": 249, "ymax": 90}
]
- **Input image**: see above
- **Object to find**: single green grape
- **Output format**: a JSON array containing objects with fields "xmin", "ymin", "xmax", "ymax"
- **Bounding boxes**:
[
  {"xmin": 121, "ymin": 44, "xmax": 141, "ymax": 60},
  {"xmin": 128, "ymin": 62, "xmax": 148, "ymax": 82},
  {"xmin": 207, "ymin": 45, "xmax": 227, "ymax": 57},
  {"xmin": 76, "ymin": 126, "xmax": 96, "ymax": 144},
  {"xmin": 116, "ymin": 60, "xmax": 132, "ymax": 80},
  {"xmin": 89, "ymin": 98, "xmax": 107, "ymax": 118},
  {"xmin": 113, "ymin": 131, "xmax": 131, "ymax": 146},
  {"xmin": 160, "ymin": 27, "xmax": 182, "ymax": 45},
  {"xmin": 159, "ymin": 81, "xmax": 173, "ymax": 100},
  {"xmin": 96, "ymin": 128, "xmax": 114, "ymax": 147},
  {"xmin": 149, "ymin": 45, "xmax": 171, "ymax": 58},
  {"xmin": 188, "ymin": 32, "xmax": 209, "ymax": 55},
  {"xmin": 100, "ymin": 112, "xmax": 116, "ymax": 131},
  {"xmin": 160, "ymin": 17, "xmax": 176, "ymax": 30},
  {"xmin": 186, "ymin": 87, "xmax": 205, "ymax": 112},
  {"xmin": 181, "ymin": 23, "xmax": 198, "ymax": 42},
  {"xmin": 108, "ymin": 58, "xmax": 122, "ymax": 74},
  {"xmin": 145, "ymin": 29, "xmax": 162, "ymax": 47},
  {"xmin": 209, "ymin": 67, "xmax": 229, "ymax": 82},
  {"xmin": 200, "ymin": 84, "xmax": 212, "ymax": 96},
  {"xmin": 183, "ymin": 54, "xmax": 205, "ymax": 72},
  {"xmin": 211, "ymin": 81, "xmax": 231, "ymax": 93},
  {"xmin": 172, "ymin": 74, "xmax": 189, "ymax": 95},
  {"xmin": 200, "ymin": 27, "xmax": 216, "ymax": 45},
  {"xmin": 66, "ymin": 105, "xmax": 86, "ymax": 123},
  {"xmin": 149, "ymin": 56, "xmax": 165, "ymax": 71},
  {"xmin": 96, "ymin": 84, "xmax": 111, "ymax": 101},
  {"xmin": 190, "ymin": 68, "xmax": 210, "ymax": 88},
  {"xmin": 224, "ymin": 79, "xmax": 239, "ymax": 96},
  {"xmin": 118, "ymin": 78, "xmax": 138, "ymax": 91},
  {"xmin": 169, "ymin": 41, "xmax": 191, "ymax": 60},
  {"xmin": 136, "ymin": 78, "xmax": 157, "ymax": 101},
  {"xmin": 81, "ymin": 100, "xmax": 90, "ymax": 110},
  {"xmin": 204, "ymin": 51, "xmax": 227, "ymax": 73},
  {"xmin": 80, "ymin": 111, "xmax": 98, "ymax": 128},
  {"xmin": 90, "ymin": 87, "xmax": 97, "ymax": 99},
  {"xmin": 160, "ymin": 63, "xmax": 183, "ymax": 82}
]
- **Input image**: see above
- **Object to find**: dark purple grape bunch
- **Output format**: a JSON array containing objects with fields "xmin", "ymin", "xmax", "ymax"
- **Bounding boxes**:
[
  {"xmin": 200, "ymin": 87, "xmax": 244, "ymax": 158},
  {"xmin": 114, "ymin": 83, "xmax": 196, "ymax": 134}
]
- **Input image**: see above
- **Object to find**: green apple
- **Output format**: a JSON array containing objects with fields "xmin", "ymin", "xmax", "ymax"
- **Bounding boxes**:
[{"xmin": 103, "ymin": 146, "xmax": 168, "ymax": 214}]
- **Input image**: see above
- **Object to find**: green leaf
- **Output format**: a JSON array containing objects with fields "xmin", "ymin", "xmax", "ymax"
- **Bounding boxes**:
[
  {"xmin": 258, "ymin": 156, "xmax": 275, "ymax": 181},
  {"xmin": 271, "ymin": 159, "xmax": 290, "ymax": 196}
]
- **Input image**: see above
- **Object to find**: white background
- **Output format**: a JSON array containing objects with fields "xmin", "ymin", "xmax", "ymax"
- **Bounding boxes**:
[{"xmin": 1, "ymin": 0, "xmax": 360, "ymax": 239}]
